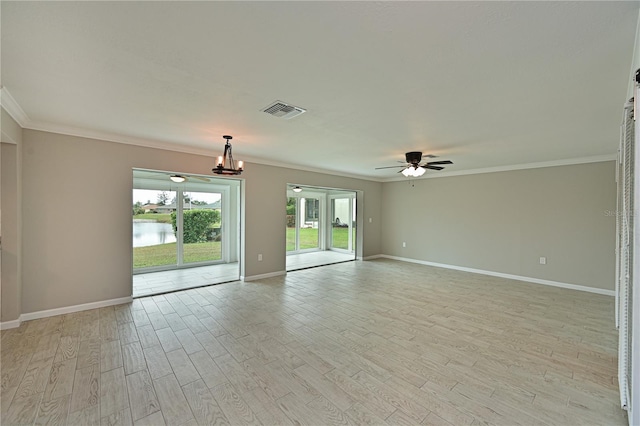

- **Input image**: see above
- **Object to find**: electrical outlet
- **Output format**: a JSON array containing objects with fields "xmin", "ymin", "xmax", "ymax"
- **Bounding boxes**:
[
  {"xmin": 539, "ymin": 257, "xmax": 546, "ymax": 265},
  {"xmin": 258, "ymin": 254, "xmax": 263, "ymax": 261},
  {"xmin": 402, "ymin": 242, "xmax": 406, "ymax": 248},
  {"xmin": 369, "ymin": 217, "xmax": 372, "ymax": 223}
]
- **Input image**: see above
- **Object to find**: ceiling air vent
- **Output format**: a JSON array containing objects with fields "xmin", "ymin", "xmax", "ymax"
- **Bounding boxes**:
[{"xmin": 261, "ymin": 101, "xmax": 306, "ymax": 119}]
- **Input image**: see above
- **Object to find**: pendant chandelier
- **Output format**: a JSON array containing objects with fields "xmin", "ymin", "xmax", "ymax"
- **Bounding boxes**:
[{"xmin": 212, "ymin": 135, "xmax": 244, "ymax": 175}]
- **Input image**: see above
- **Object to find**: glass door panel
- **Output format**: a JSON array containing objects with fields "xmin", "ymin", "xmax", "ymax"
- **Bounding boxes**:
[
  {"xmin": 331, "ymin": 198, "xmax": 351, "ymax": 250},
  {"xmin": 287, "ymin": 196, "xmax": 321, "ymax": 252},
  {"xmin": 299, "ymin": 198, "xmax": 319, "ymax": 250},
  {"xmin": 286, "ymin": 197, "xmax": 297, "ymax": 252},
  {"xmin": 132, "ymin": 189, "xmax": 177, "ymax": 269},
  {"xmin": 352, "ymin": 198, "xmax": 357, "ymax": 252},
  {"xmin": 182, "ymin": 191, "xmax": 223, "ymax": 264}
]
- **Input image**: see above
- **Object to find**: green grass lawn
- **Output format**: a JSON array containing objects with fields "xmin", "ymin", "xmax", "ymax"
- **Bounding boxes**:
[
  {"xmin": 286, "ymin": 227, "xmax": 355, "ymax": 251},
  {"xmin": 136, "ymin": 225, "xmax": 355, "ymax": 268},
  {"xmin": 133, "ymin": 241, "xmax": 221, "ymax": 268},
  {"xmin": 133, "ymin": 213, "xmax": 172, "ymax": 223}
]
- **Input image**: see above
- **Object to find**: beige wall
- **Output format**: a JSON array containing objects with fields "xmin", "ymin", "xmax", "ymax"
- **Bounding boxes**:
[
  {"xmin": 4, "ymin": 126, "xmax": 619, "ymax": 318},
  {"xmin": 19, "ymin": 129, "xmax": 382, "ymax": 314},
  {"xmin": 1, "ymin": 109, "xmax": 23, "ymax": 322},
  {"xmin": 381, "ymin": 161, "xmax": 617, "ymax": 291}
]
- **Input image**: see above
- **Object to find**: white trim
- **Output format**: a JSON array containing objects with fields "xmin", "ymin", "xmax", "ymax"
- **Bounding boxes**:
[
  {"xmin": 379, "ymin": 255, "xmax": 615, "ymax": 296},
  {"xmin": 1, "ymin": 130, "xmax": 19, "ymax": 145},
  {"xmin": 19, "ymin": 296, "xmax": 133, "ymax": 322},
  {"xmin": 0, "ymin": 296, "xmax": 133, "ymax": 330},
  {"xmin": 382, "ymin": 155, "xmax": 618, "ymax": 182},
  {"xmin": 0, "ymin": 87, "xmax": 29, "ymax": 127},
  {"xmin": 242, "ymin": 270, "xmax": 287, "ymax": 282},
  {"xmin": 26, "ymin": 120, "xmax": 217, "ymax": 158},
  {"xmin": 0, "ymin": 319, "xmax": 22, "ymax": 330}
]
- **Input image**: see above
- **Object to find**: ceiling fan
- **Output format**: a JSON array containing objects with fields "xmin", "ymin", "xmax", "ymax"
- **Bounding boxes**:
[{"xmin": 376, "ymin": 152, "xmax": 453, "ymax": 177}]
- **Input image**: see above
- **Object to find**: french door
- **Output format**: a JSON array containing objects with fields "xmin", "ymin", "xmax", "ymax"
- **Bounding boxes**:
[
  {"xmin": 286, "ymin": 194, "xmax": 323, "ymax": 253},
  {"xmin": 330, "ymin": 195, "xmax": 356, "ymax": 253},
  {"xmin": 286, "ymin": 187, "xmax": 357, "ymax": 256}
]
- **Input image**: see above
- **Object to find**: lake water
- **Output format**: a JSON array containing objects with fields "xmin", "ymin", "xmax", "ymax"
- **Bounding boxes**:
[{"xmin": 133, "ymin": 221, "xmax": 176, "ymax": 247}]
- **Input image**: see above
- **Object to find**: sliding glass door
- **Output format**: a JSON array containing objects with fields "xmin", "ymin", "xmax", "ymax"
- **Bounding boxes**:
[{"xmin": 133, "ymin": 170, "xmax": 239, "ymax": 274}]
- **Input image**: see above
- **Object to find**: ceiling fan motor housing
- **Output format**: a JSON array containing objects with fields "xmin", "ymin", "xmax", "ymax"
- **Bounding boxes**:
[{"xmin": 405, "ymin": 151, "xmax": 422, "ymax": 165}]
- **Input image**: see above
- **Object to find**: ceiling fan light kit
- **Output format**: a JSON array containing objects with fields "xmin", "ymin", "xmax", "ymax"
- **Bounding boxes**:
[
  {"xmin": 212, "ymin": 135, "xmax": 244, "ymax": 176},
  {"xmin": 401, "ymin": 166, "xmax": 426, "ymax": 177},
  {"xmin": 169, "ymin": 175, "xmax": 186, "ymax": 183}
]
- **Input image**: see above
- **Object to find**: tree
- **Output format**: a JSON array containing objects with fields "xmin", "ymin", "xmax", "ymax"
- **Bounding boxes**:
[
  {"xmin": 286, "ymin": 197, "xmax": 296, "ymax": 215},
  {"xmin": 157, "ymin": 191, "xmax": 169, "ymax": 206},
  {"xmin": 132, "ymin": 201, "xmax": 145, "ymax": 215}
]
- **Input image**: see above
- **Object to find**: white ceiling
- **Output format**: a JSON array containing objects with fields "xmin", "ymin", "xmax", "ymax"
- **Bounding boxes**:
[{"xmin": 2, "ymin": 1, "xmax": 638, "ymax": 180}]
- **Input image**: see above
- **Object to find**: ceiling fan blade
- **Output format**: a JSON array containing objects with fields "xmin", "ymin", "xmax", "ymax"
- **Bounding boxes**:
[
  {"xmin": 426, "ymin": 160, "xmax": 452, "ymax": 165},
  {"xmin": 375, "ymin": 165, "xmax": 406, "ymax": 170},
  {"xmin": 423, "ymin": 165, "xmax": 444, "ymax": 170}
]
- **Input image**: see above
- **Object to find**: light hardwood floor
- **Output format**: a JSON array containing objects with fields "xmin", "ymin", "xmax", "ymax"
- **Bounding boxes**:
[{"xmin": 1, "ymin": 259, "xmax": 626, "ymax": 425}]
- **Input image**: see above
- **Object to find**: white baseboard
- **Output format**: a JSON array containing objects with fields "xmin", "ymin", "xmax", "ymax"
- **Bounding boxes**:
[
  {"xmin": 378, "ymin": 255, "xmax": 615, "ymax": 297},
  {"xmin": 363, "ymin": 254, "xmax": 384, "ymax": 261},
  {"xmin": 0, "ymin": 318, "xmax": 22, "ymax": 330},
  {"xmin": 242, "ymin": 270, "xmax": 287, "ymax": 282},
  {"xmin": 0, "ymin": 296, "xmax": 133, "ymax": 330}
]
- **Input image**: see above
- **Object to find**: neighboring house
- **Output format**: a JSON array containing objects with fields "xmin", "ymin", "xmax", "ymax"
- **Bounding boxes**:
[{"xmin": 141, "ymin": 203, "xmax": 159, "ymax": 213}]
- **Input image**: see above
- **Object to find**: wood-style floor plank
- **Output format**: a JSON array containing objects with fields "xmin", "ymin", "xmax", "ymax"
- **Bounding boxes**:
[
  {"xmin": 181, "ymin": 379, "xmax": 229, "ymax": 426},
  {"xmin": 153, "ymin": 374, "xmax": 195, "ymax": 425},
  {"xmin": 126, "ymin": 370, "xmax": 160, "ymax": 421}
]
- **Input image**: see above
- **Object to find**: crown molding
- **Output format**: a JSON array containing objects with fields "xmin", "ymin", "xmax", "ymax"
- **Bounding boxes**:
[
  {"xmin": 25, "ymin": 119, "xmax": 218, "ymax": 158},
  {"xmin": 238, "ymin": 153, "xmax": 384, "ymax": 183},
  {"xmin": 0, "ymin": 87, "xmax": 29, "ymax": 126},
  {"xmin": 25, "ymin": 120, "xmax": 382, "ymax": 182},
  {"xmin": 381, "ymin": 154, "xmax": 618, "ymax": 183},
  {"xmin": 1, "ymin": 88, "xmax": 616, "ymax": 182}
]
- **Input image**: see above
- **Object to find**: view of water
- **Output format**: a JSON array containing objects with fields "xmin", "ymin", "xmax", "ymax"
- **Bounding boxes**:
[{"xmin": 133, "ymin": 221, "xmax": 176, "ymax": 247}]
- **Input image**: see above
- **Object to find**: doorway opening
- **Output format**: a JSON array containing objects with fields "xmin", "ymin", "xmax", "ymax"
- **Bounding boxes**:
[
  {"xmin": 132, "ymin": 169, "xmax": 241, "ymax": 297},
  {"xmin": 286, "ymin": 185, "xmax": 356, "ymax": 271}
]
